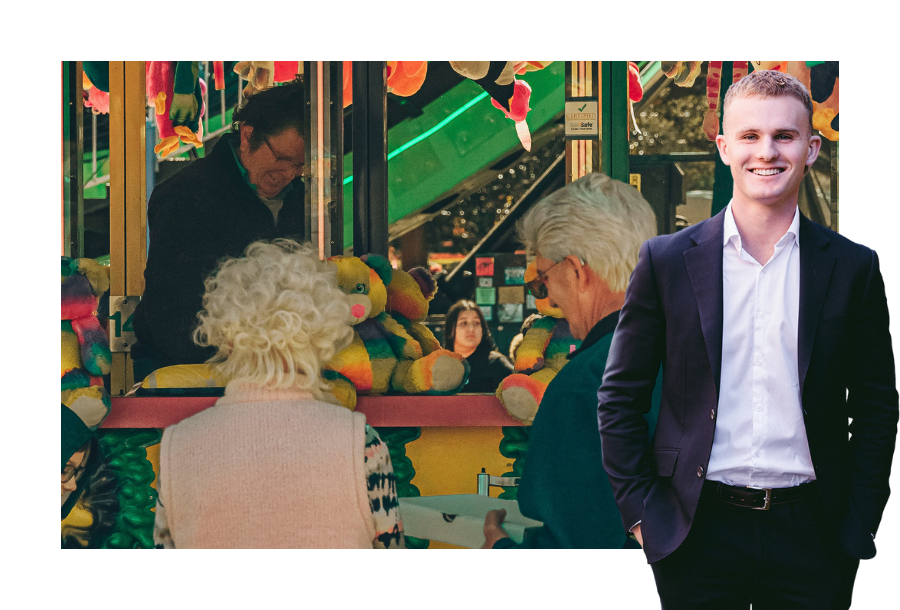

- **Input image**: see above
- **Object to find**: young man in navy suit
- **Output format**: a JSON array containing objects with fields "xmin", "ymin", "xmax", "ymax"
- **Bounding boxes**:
[{"xmin": 598, "ymin": 69, "xmax": 898, "ymax": 609}]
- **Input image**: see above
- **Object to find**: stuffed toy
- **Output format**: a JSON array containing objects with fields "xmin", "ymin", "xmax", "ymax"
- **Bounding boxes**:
[
  {"xmin": 628, "ymin": 61, "xmax": 644, "ymax": 137},
  {"xmin": 146, "ymin": 61, "xmax": 207, "ymax": 158},
  {"xmin": 323, "ymin": 254, "xmax": 468, "ymax": 410},
  {"xmin": 384, "ymin": 265, "xmax": 443, "ymax": 356},
  {"xmin": 495, "ymin": 262, "xmax": 581, "ymax": 423},
  {"xmin": 387, "ymin": 61, "xmax": 428, "ymax": 97},
  {"xmin": 82, "ymin": 72, "xmax": 110, "ymax": 115},
  {"xmin": 61, "ymin": 257, "xmax": 112, "ymax": 430},
  {"xmin": 660, "ymin": 61, "xmax": 702, "ymax": 87},
  {"xmin": 450, "ymin": 61, "xmax": 552, "ymax": 152},
  {"xmin": 808, "ymin": 61, "xmax": 839, "ymax": 141},
  {"xmin": 233, "ymin": 61, "xmax": 301, "ymax": 98}
]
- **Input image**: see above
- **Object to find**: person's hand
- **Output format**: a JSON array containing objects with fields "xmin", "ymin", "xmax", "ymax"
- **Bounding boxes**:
[
  {"xmin": 482, "ymin": 509, "xmax": 510, "ymax": 548},
  {"xmin": 632, "ymin": 523, "xmax": 643, "ymax": 547}
]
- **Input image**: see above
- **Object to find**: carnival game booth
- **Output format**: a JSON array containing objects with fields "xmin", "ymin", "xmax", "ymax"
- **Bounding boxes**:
[{"xmin": 61, "ymin": 61, "xmax": 839, "ymax": 548}]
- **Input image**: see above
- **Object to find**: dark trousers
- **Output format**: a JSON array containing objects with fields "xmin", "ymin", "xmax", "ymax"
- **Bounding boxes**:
[{"xmin": 650, "ymin": 482, "xmax": 860, "ymax": 610}]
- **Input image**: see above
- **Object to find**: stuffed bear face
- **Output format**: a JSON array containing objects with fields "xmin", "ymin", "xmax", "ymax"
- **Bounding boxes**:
[
  {"xmin": 328, "ymin": 256, "xmax": 388, "ymax": 325},
  {"xmin": 524, "ymin": 261, "xmax": 565, "ymax": 319}
]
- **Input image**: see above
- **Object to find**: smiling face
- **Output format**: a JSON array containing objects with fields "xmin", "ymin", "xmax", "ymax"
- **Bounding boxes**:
[
  {"xmin": 453, "ymin": 309, "xmax": 484, "ymax": 355},
  {"xmin": 716, "ymin": 95, "xmax": 820, "ymax": 214},
  {"xmin": 239, "ymin": 125, "xmax": 305, "ymax": 199}
]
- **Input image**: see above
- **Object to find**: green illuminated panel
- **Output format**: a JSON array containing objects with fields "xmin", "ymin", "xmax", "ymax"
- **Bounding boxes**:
[{"xmin": 342, "ymin": 62, "xmax": 565, "ymax": 248}]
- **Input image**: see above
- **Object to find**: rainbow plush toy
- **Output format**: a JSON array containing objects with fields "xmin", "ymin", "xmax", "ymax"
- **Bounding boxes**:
[
  {"xmin": 323, "ymin": 254, "xmax": 468, "ymax": 410},
  {"xmin": 61, "ymin": 257, "xmax": 112, "ymax": 429},
  {"xmin": 495, "ymin": 262, "xmax": 581, "ymax": 423}
]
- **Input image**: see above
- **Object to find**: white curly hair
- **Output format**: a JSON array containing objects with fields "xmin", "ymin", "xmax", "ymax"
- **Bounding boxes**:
[
  {"xmin": 518, "ymin": 172, "xmax": 657, "ymax": 293},
  {"xmin": 193, "ymin": 239, "xmax": 352, "ymax": 395}
]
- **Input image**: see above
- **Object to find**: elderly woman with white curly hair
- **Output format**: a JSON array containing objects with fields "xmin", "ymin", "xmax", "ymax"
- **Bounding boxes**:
[
  {"xmin": 483, "ymin": 172, "xmax": 661, "ymax": 549},
  {"xmin": 152, "ymin": 239, "xmax": 405, "ymax": 549}
]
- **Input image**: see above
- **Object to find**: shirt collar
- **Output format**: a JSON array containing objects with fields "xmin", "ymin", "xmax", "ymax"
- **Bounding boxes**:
[
  {"xmin": 567, "ymin": 310, "xmax": 620, "ymax": 360},
  {"xmin": 723, "ymin": 200, "xmax": 800, "ymax": 251}
]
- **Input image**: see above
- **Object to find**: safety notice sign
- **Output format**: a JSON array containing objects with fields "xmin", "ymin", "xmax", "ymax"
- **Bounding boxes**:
[{"xmin": 565, "ymin": 98, "xmax": 599, "ymax": 138}]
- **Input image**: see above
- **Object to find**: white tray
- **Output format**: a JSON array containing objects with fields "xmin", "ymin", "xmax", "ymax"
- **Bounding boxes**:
[{"xmin": 399, "ymin": 494, "xmax": 543, "ymax": 548}]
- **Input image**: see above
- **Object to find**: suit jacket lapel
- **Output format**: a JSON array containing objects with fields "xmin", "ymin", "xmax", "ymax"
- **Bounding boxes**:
[
  {"xmin": 798, "ymin": 214, "xmax": 834, "ymax": 394},
  {"xmin": 684, "ymin": 210, "xmax": 726, "ymax": 398}
]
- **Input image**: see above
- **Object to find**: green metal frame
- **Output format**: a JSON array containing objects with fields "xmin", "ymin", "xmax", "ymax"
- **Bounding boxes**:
[{"xmin": 601, "ymin": 61, "xmax": 630, "ymax": 184}]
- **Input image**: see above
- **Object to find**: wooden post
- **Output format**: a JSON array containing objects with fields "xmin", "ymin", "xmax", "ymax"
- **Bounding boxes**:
[{"xmin": 108, "ymin": 61, "xmax": 147, "ymax": 395}]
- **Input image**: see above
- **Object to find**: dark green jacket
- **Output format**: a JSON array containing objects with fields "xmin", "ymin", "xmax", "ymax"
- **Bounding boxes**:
[{"xmin": 494, "ymin": 311, "xmax": 660, "ymax": 548}]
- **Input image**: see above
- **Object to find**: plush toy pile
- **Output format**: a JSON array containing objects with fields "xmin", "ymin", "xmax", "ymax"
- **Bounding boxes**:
[
  {"xmin": 61, "ymin": 256, "xmax": 112, "ymax": 428},
  {"xmin": 136, "ymin": 254, "xmax": 467, "ymax": 408},
  {"xmin": 495, "ymin": 261, "xmax": 581, "ymax": 423},
  {"xmin": 323, "ymin": 254, "xmax": 468, "ymax": 409}
]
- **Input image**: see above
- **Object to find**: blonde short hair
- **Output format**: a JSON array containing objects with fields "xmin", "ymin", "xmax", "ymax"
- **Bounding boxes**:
[
  {"xmin": 723, "ymin": 69, "xmax": 814, "ymax": 136},
  {"xmin": 518, "ymin": 172, "xmax": 657, "ymax": 293},
  {"xmin": 193, "ymin": 239, "xmax": 352, "ymax": 396}
]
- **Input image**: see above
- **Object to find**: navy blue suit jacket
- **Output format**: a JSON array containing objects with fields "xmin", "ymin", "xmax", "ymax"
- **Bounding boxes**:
[{"xmin": 598, "ymin": 209, "xmax": 898, "ymax": 564}]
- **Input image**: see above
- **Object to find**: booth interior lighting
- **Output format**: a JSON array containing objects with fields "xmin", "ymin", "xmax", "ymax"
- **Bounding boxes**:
[{"xmin": 343, "ymin": 90, "xmax": 491, "ymax": 186}]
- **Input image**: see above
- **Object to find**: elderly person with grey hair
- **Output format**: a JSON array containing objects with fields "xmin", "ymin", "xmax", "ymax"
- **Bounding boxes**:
[
  {"xmin": 483, "ymin": 171, "xmax": 661, "ymax": 549},
  {"xmin": 153, "ymin": 239, "xmax": 404, "ymax": 549}
]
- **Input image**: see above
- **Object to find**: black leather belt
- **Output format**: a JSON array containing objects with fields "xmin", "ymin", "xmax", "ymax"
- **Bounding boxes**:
[{"xmin": 704, "ymin": 480, "xmax": 817, "ymax": 511}]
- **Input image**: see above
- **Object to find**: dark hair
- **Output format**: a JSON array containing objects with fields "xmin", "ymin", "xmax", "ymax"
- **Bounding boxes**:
[
  {"xmin": 444, "ymin": 300, "xmax": 497, "ymax": 352},
  {"xmin": 231, "ymin": 76, "xmax": 305, "ymax": 150}
]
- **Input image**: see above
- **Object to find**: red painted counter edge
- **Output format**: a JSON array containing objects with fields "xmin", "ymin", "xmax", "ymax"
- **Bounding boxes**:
[{"xmin": 103, "ymin": 394, "xmax": 526, "ymax": 428}]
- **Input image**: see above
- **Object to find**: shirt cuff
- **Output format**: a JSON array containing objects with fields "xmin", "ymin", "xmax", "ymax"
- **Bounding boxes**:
[{"xmin": 629, "ymin": 520, "xmax": 642, "ymax": 533}]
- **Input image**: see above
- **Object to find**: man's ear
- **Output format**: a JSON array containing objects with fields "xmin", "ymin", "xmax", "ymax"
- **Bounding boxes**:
[
  {"xmin": 715, "ymin": 134, "xmax": 730, "ymax": 166},
  {"xmin": 806, "ymin": 134, "xmax": 822, "ymax": 167},
  {"xmin": 567, "ymin": 255, "xmax": 588, "ymax": 287},
  {"xmin": 239, "ymin": 124, "xmax": 254, "ymax": 149}
]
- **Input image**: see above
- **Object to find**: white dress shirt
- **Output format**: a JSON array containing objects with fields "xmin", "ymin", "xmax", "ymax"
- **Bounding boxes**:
[{"xmin": 707, "ymin": 202, "xmax": 816, "ymax": 488}]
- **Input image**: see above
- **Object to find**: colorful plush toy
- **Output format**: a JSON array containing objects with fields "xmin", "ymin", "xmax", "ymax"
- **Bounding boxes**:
[
  {"xmin": 450, "ymin": 61, "xmax": 553, "ymax": 152},
  {"xmin": 234, "ymin": 61, "xmax": 301, "ymax": 98},
  {"xmin": 146, "ymin": 61, "xmax": 207, "ymax": 158},
  {"xmin": 323, "ymin": 254, "xmax": 468, "ymax": 410},
  {"xmin": 808, "ymin": 61, "xmax": 839, "ymax": 141},
  {"xmin": 61, "ymin": 257, "xmax": 112, "ymax": 430},
  {"xmin": 660, "ymin": 61, "xmax": 703, "ymax": 87},
  {"xmin": 495, "ymin": 262, "xmax": 581, "ymax": 423}
]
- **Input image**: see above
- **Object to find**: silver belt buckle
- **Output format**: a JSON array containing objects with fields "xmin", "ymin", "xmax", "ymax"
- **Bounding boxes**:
[{"xmin": 745, "ymin": 486, "xmax": 772, "ymax": 510}]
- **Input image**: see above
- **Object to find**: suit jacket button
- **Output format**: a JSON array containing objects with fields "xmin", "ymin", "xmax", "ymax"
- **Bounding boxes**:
[
  {"xmin": 711, "ymin": 409, "xmax": 715, "ymax": 420},
  {"xmin": 697, "ymin": 466, "xmax": 704, "ymax": 478}
]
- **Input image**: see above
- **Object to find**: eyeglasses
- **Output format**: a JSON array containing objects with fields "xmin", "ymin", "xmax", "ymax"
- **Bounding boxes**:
[
  {"xmin": 61, "ymin": 456, "xmax": 89, "ymax": 484},
  {"xmin": 526, "ymin": 259, "xmax": 564, "ymax": 300},
  {"xmin": 261, "ymin": 135, "xmax": 305, "ymax": 174}
]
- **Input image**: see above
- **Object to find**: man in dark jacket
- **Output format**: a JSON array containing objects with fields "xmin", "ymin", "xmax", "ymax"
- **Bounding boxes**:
[
  {"xmin": 598, "ymin": 70, "xmax": 897, "ymax": 609},
  {"xmin": 481, "ymin": 172, "xmax": 659, "ymax": 548},
  {"xmin": 132, "ymin": 78, "xmax": 307, "ymax": 379}
]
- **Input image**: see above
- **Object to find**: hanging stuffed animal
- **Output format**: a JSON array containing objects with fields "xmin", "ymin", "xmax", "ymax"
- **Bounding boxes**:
[
  {"xmin": 808, "ymin": 61, "xmax": 839, "ymax": 141},
  {"xmin": 387, "ymin": 61, "xmax": 428, "ymax": 97},
  {"xmin": 491, "ymin": 79, "xmax": 533, "ymax": 151},
  {"xmin": 628, "ymin": 61, "xmax": 644, "ymax": 136},
  {"xmin": 495, "ymin": 262, "xmax": 581, "ymax": 423},
  {"xmin": 660, "ymin": 61, "xmax": 702, "ymax": 87},
  {"xmin": 450, "ymin": 61, "xmax": 551, "ymax": 151},
  {"xmin": 146, "ymin": 61, "xmax": 207, "ymax": 158},
  {"xmin": 234, "ymin": 61, "xmax": 301, "ymax": 97}
]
